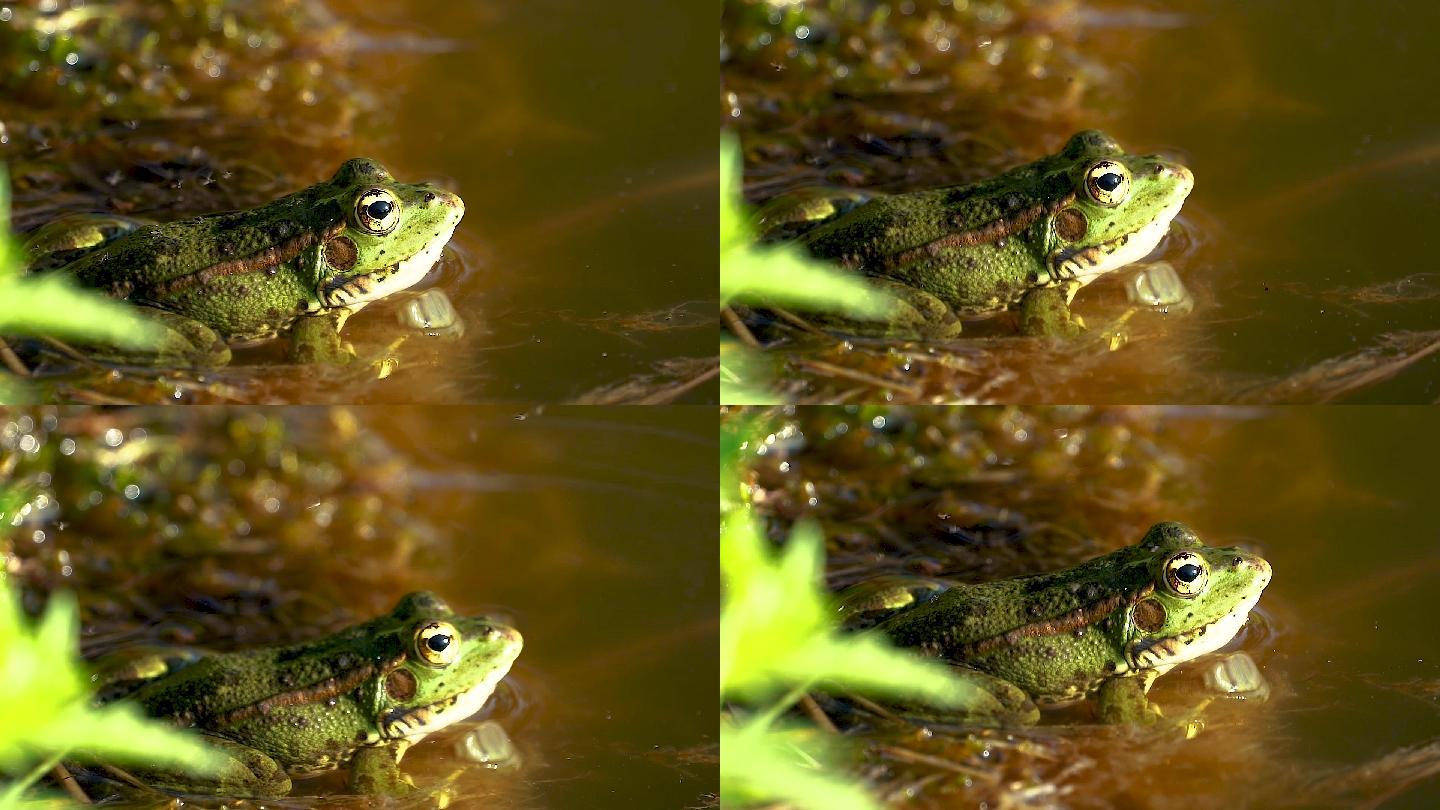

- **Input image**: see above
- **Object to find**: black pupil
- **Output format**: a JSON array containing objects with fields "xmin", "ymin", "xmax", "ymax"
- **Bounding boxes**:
[
  {"xmin": 1096, "ymin": 172, "xmax": 1123, "ymax": 192},
  {"xmin": 1176, "ymin": 563, "xmax": 1202, "ymax": 583},
  {"xmin": 367, "ymin": 199, "xmax": 393, "ymax": 220},
  {"xmin": 427, "ymin": 633, "xmax": 451, "ymax": 652}
]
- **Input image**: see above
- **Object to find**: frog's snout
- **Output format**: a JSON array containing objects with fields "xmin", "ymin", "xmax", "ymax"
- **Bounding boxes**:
[
  {"xmin": 1234, "ymin": 554, "xmax": 1271, "ymax": 587},
  {"xmin": 419, "ymin": 186, "xmax": 464, "ymax": 214},
  {"xmin": 479, "ymin": 622, "xmax": 523, "ymax": 649},
  {"xmin": 1149, "ymin": 161, "xmax": 1194, "ymax": 196}
]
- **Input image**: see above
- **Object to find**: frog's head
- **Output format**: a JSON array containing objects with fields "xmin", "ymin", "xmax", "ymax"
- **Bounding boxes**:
[
  {"xmin": 315, "ymin": 159, "xmax": 465, "ymax": 310},
  {"xmin": 1038, "ymin": 130, "xmax": 1193, "ymax": 287},
  {"xmin": 368, "ymin": 591, "xmax": 522, "ymax": 745},
  {"xmin": 1120, "ymin": 522, "xmax": 1270, "ymax": 675}
]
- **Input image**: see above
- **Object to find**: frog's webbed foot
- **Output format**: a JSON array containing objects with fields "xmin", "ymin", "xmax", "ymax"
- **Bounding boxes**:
[
  {"xmin": 110, "ymin": 733, "xmax": 291, "ymax": 798},
  {"xmin": 288, "ymin": 311, "xmax": 356, "ymax": 365},
  {"xmin": 1017, "ymin": 287, "xmax": 1086, "ymax": 338},
  {"xmin": 348, "ymin": 744, "xmax": 416, "ymax": 795}
]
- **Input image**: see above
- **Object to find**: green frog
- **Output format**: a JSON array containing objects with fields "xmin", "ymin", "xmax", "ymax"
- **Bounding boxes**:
[
  {"xmin": 93, "ymin": 592, "xmax": 522, "ymax": 797},
  {"xmin": 24, "ymin": 159, "xmax": 464, "ymax": 366},
  {"xmin": 841, "ymin": 522, "xmax": 1270, "ymax": 724},
  {"xmin": 756, "ymin": 130, "xmax": 1193, "ymax": 337}
]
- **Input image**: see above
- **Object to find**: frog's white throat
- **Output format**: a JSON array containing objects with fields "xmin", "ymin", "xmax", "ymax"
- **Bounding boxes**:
[{"xmin": 321, "ymin": 222, "xmax": 459, "ymax": 311}]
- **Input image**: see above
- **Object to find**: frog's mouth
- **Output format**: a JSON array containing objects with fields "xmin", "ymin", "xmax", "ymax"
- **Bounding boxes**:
[
  {"xmin": 1128, "ymin": 585, "xmax": 1268, "ymax": 674},
  {"xmin": 321, "ymin": 222, "xmax": 460, "ymax": 311},
  {"xmin": 378, "ymin": 637, "xmax": 522, "ymax": 743},
  {"xmin": 1045, "ymin": 196, "xmax": 1188, "ymax": 287}
]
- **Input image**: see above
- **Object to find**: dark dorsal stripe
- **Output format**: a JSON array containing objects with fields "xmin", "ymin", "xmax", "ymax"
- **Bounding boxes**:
[
  {"xmin": 881, "ymin": 191, "xmax": 1076, "ymax": 271},
  {"xmin": 938, "ymin": 581, "xmax": 1155, "ymax": 659},
  {"xmin": 192, "ymin": 653, "xmax": 406, "ymax": 728},
  {"xmin": 145, "ymin": 220, "xmax": 348, "ymax": 298}
]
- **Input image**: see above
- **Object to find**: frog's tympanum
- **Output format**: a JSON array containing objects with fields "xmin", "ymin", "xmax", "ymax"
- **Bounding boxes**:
[
  {"xmin": 758, "ymin": 131, "xmax": 1193, "ymax": 337},
  {"xmin": 98, "ymin": 592, "xmax": 521, "ymax": 797},
  {"xmin": 26, "ymin": 159, "xmax": 464, "ymax": 365},
  {"xmin": 844, "ymin": 522, "xmax": 1269, "ymax": 724}
]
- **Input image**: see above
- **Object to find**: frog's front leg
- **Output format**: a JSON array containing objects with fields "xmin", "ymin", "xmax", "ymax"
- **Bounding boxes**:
[
  {"xmin": 1017, "ymin": 284, "xmax": 1086, "ymax": 337},
  {"xmin": 119, "ymin": 733, "xmax": 291, "ymax": 798},
  {"xmin": 1095, "ymin": 673, "xmax": 1163, "ymax": 724},
  {"xmin": 348, "ymin": 744, "xmax": 415, "ymax": 795},
  {"xmin": 288, "ymin": 311, "xmax": 355, "ymax": 365}
]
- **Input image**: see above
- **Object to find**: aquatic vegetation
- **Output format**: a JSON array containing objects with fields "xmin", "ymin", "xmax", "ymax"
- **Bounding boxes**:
[
  {"xmin": 722, "ymin": 0, "xmax": 1121, "ymax": 193},
  {"xmin": 0, "ymin": 408, "xmax": 445, "ymax": 652}
]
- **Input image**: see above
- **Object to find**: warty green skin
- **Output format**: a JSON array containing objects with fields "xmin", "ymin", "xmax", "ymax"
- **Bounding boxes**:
[
  {"xmin": 29, "ymin": 158, "xmax": 464, "ymax": 366},
  {"xmin": 867, "ymin": 522, "xmax": 1270, "ymax": 723},
  {"xmin": 101, "ymin": 592, "xmax": 522, "ymax": 797},
  {"xmin": 765, "ymin": 130, "xmax": 1193, "ymax": 337}
]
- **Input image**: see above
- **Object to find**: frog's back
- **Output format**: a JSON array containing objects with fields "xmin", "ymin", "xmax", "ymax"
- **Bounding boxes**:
[
  {"xmin": 879, "ymin": 561, "xmax": 1151, "ymax": 656},
  {"xmin": 61, "ymin": 205, "xmax": 328, "ymax": 295}
]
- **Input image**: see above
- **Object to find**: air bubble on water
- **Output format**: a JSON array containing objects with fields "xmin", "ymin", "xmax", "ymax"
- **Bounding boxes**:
[
  {"xmin": 103, "ymin": 428, "xmax": 123, "ymax": 447},
  {"xmin": 123, "ymin": 484, "xmax": 140, "ymax": 500}
]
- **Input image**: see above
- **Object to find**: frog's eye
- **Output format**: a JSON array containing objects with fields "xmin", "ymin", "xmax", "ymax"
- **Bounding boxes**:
[
  {"xmin": 355, "ymin": 188, "xmax": 401, "ymax": 236},
  {"xmin": 1084, "ymin": 161, "xmax": 1131, "ymax": 207},
  {"xmin": 414, "ymin": 621, "xmax": 461, "ymax": 667},
  {"xmin": 1163, "ymin": 551, "xmax": 1209, "ymax": 598}
]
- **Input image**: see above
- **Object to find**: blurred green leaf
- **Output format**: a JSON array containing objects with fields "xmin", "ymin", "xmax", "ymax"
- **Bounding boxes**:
[
  {"xmin": 720, "ymin": 339, "xmax": 783, "ymax": 406},
  {"xmin": 721, "ymin": 513, "xmax": 974, "ymax": 707},
  {"xmin": 719, "ymin": 133, "xmax": 894, "ymax": 318},
  {"xmin": 0, "ymin": 578, "xmax": 222, "ymax": 797},
  {"xmin": 721, "ymin": 717, "xmax": 877, "ymax": 810},
  {"xmin": 720, "ymin": 413, "xmax": 982, "ymax": 809},
  {"xmin": 0, "ymin": 164, "xmax": 163, "ymax": 357}
]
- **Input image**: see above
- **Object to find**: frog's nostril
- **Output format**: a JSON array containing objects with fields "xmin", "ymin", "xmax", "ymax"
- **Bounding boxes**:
[{"xmin": 424, "ymin": 192, "xmax": 436, "ymax": 203}]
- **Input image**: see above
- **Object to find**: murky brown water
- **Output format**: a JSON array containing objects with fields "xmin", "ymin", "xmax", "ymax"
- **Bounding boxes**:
[{"xmin": 737, "ymin": 405, "xmax": 1440, "ymax": 808}]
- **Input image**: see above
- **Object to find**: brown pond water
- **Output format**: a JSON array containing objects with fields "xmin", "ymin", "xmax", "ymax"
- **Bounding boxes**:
[
  {"xmin": 723, "ymin": 0, "xmax": 1440, "ymax": 404},
  {"xmin": 1, "ymin": 406, "xmax": 718, "ymax": 807},
  {"xmin": 738, "ymin": 405, "xmax": 1440, "ymax": 808},
  {"xmin": 5, "ymin": 1, "xmax": 716, "ymax": 404}
]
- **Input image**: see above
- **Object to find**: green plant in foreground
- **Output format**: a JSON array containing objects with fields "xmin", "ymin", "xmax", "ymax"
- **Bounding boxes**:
[
  {"xmin": 720, "ymin": 419, "xmax": 974, "ymax": 810},
  {"xmin": 0, "ymin": 499, "xmax": 220, "ymax": 804},
  {"xmin": 0, "ymin": 164, "xmax": 162, "ymax": 401},
  {"xmin": 719, "ymin": 133, "xmax": 894, "ymax": 403}
]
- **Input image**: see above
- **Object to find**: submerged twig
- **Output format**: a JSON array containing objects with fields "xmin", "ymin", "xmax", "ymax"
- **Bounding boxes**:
[
  {"xmin": 0, "ymin": 337, "xmax": 31, "ymax": 376},
  {"xmin": 793, "ymin": 359, "xmax": 923, "ymax": 400},
  {"xmin": 1236, "ymin": 330, "xmax": 1440, "ymax": 403},
  {"xmin": 722, "ymin": 306, "xmax": 761, "ymax": 349}
]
